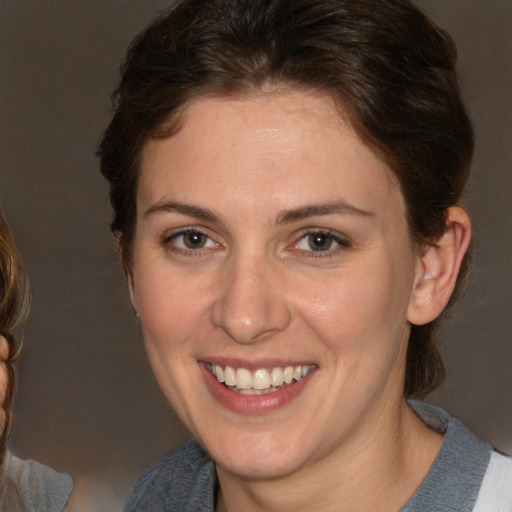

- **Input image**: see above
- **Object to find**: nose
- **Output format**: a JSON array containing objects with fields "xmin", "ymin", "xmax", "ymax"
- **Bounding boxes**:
[{"xmin": 210, "ymin": 256, "xmax": 291, "ymax": 345}]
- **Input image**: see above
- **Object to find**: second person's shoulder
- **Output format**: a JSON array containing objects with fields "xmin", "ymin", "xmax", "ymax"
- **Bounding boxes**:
[{"xmin": 124, "ymin": 440, "xmax": 216, "ymax": 512}]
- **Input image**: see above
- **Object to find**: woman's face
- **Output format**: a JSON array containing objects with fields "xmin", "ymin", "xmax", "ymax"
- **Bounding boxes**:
[{"xmin": 130, "ymin": 91, "xmax": 422, "ymax": 478}]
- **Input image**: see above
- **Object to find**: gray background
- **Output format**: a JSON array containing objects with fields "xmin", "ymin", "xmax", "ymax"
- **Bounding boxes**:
[{"xmin": 0, "ymin": 1, "xmax": 510, "ymax": 510}]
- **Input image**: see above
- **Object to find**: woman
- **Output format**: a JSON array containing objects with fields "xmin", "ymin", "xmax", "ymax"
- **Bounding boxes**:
[
  {"xmin": 99, "ymin": 0, "xmax": 512, "ymax": 510},
  {"xmin": 0, "ymin": 213, "xmax": 73, "ymax": 511}
]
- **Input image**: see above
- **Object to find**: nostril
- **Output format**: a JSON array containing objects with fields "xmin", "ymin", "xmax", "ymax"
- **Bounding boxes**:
[{"xmin": 210, "ymin": 292, "xmax": 291, "ymax": 344}]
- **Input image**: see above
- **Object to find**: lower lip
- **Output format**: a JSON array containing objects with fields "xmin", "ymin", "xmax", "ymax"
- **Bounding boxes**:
[{"xmin": 200, "ymin": 363, "xmax": 316, "ymax": 414}]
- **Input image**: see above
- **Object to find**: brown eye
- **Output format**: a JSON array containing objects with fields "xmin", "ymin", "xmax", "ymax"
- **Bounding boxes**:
[
  {"xmin": 182, "ymin": 232, "xmax": 207, "ymax": 249},
  {"xmin": 169, "ymin": 230, "xmax": 216, "ymax": 251},
  {"xmin": 293, "ymin": 230, "xmax": 350, "ymax": 256},
  {"xmin": 307, "ymin": 232, "xmax": 335, "ymax": 251}
]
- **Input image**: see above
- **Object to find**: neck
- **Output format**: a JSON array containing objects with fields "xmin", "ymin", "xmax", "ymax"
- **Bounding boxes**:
[{"xmin": 216, "ymin": 400, "xmax": 443, "ymax": 512}]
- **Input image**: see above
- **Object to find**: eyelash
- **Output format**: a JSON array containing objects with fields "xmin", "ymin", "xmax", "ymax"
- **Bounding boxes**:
[
  {"xmin": 163, "ymin": 228, "xmax": 220, "ymax": 256},
  {"xmin": 291, "ymin": 229, "xmax": 351, "ymax": 258},
  {"xmin": 162, "ymin": 227, "xmax": 351, "ymax": 259}
]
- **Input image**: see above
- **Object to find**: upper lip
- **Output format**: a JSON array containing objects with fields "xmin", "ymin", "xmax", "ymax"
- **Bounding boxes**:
[{"xmin": 200, "ymin": 358, "xmax": 317, "ymax": 370}]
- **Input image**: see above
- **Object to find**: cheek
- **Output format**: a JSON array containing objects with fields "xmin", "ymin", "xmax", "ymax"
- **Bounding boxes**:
[
  {"xmin": 134, "ymin": 264, "xmax": 211, "ymax": 354},
  {"xmin": 292, "ymin": 260, "xmax": 413, "ymax": 355}
]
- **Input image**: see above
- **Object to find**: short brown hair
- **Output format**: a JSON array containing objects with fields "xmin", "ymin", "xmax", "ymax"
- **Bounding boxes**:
[
  {"xmin": 0, "ymin": 213, "xmax": 29, "ymax": 454},
  {"xmin": 99, "ymin": 0, "xmax": 474, "ymax": 398}
]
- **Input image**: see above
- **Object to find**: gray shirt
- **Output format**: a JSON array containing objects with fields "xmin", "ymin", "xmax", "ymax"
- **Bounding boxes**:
[
  {"xmin": 124, "ymin": 402, "xmax": 508, "ymax": 511},
  {"xmin": 0, "ymin": 451, "xmax": 73, "ymax": 511}
]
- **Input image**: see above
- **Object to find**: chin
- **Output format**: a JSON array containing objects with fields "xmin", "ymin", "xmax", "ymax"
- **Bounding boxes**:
[
  {"xmin": 215, "ymin": 453, "xmax": 303, "ymax": 480},
  {"xmin": 204, "ymin": 429, "xmax": 311, "ymax": 480}
]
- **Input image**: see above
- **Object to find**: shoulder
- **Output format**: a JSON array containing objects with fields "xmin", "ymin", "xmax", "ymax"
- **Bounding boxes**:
[
  {"xmin": 0, "ymin": 452, "xmax": 73, "ymax": 512},
  {"xmin": 403, "ymin": 402, "xmax": 493, "ymax": 511},
  {"xmin": 473, "ymin": 450, "xmax": 512, "ymax": 511},
  {"xmin": 125, "ymin": 440, "xmax": 217, "ymax": 512},
  {"xmin": 405, "ymin": 401, "xmax": 512, "ymax": 512}
]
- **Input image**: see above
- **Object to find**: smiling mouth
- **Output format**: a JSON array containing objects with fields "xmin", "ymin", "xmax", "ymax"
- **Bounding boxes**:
[{"xmin": 206, "ymin": 363, "xmax": 315, "ymax": 395}]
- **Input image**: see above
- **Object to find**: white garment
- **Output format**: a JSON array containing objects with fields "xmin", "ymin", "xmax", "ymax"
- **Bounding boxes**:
[{"xmin": 473, "ymin": 451, "xmax": 512, "ymax": 511}]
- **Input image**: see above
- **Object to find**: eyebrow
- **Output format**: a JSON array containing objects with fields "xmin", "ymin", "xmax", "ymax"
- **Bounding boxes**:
[
  {"xmin": 277, "ymin": 201, "xmax": 374, "ymax": 224},
  {"xmin": 144, "ymin": 201, "xmax": 220, "ymax": 222},
  {"xmin": 143, "ymin": 200, "xmax": 374, "ymax": 225}
]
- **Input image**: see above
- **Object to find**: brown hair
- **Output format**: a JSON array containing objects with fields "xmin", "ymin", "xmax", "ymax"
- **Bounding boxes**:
[
  {"xmin": 0, "ymin": 213, "xmax": 29, "ymax": 455},
  {"xmin": 98, "ymin": 0, "xmax": 474, "ymax": 398}
]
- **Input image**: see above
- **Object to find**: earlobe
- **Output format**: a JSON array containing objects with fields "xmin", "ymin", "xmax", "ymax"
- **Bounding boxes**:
[{"xmin": 407, "ymin": 206, "xmax": 471, "ymax": 326}]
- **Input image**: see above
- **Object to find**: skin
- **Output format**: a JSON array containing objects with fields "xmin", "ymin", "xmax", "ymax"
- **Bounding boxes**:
[
  {"xmin": 128, "ymin": 90, "xmax": 470, "ymax": 511},
  {"xmin": 0, "ymin": 335, "xmax": 9, "ymax": 434}
]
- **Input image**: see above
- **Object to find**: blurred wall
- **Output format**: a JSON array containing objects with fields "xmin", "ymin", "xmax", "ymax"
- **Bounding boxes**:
[{"xmin": 0, "ymin": 1, "xmax": 510, "ymax": 510}]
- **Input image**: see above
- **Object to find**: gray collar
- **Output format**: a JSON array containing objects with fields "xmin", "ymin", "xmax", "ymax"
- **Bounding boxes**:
[{"xmin": 400, "ymin": 401, "xmax": 492, "ymax": 511}]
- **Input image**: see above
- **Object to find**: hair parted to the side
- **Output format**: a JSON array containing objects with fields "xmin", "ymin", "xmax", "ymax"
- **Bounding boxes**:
[
  {"xmin": 0, "ymin": 213, "xmax": 29, "ymax": 456},
  {"xmin": 98, "ymin": 0, "xmax": 474, "ymax": 398}
]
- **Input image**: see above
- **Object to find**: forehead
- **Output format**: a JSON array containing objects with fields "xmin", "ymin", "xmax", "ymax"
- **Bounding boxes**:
[{"xmin": 138, "ymin": 91, "xmax": 403, "ymax": 218}]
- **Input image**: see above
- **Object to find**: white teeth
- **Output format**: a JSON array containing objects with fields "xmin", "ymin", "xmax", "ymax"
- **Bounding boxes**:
[
  {"xmin": 209, "ymin": 363, "xmax": 313, "ymax": 392},
  {"xmin": 238, "ymin": 387, "xmax": 279, "ymax": 395},
  {"xmin": 253, "ymin": 369, "xmax": 270, "ymax": 390},
  {"xmin": 270, "ymin": 367, "xmax": 284, "ymax": 387},
  {"xmin": 235, "ymin": 368, "xmax": 252, "ymax": 390},
  {"xmin": 224, "ymin": 366, "xmax": 236, "ymax": 386},
  {"xmin": 283, "ymin": 366, "xmax": 294, "ymax": 384},
  {"xmin": 214, "ymin": 365, "xmax": 224, "ymax": 383}
]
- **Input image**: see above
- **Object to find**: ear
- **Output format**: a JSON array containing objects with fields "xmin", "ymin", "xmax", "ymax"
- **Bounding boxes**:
[
  {"xmin": 114, "ymin": 231, "xmax": 138, "ymax": 313},
  {"xmin": 407, "ymin": 206, "xmax": 471, "ymax": 326}
]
